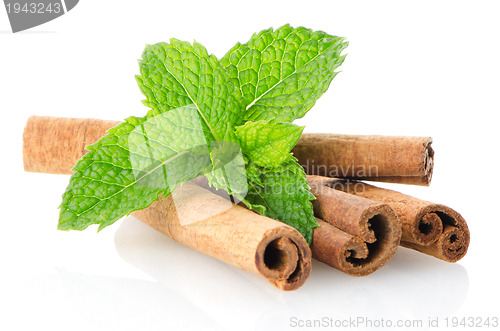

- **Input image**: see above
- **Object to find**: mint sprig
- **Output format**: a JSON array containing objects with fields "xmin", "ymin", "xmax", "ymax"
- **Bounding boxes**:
[{"xmin": 58, "ymin": 25, "xmax": 347, "ymax": 244}]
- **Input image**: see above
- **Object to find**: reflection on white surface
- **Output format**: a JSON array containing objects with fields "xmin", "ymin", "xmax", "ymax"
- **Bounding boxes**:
[
  {"xmin": 55, "ymin": 270, "xmax": 222, "ymax": 330},
  {"xmin": 113, "ymin": 217, "xmax": 469, "ymax": 330},
  {"xmin": 2, "ymin": 270, "xmax": 223, "ymax": 331},
  {"xmin": 11, "ymin": 270, "xmax": 222, "ymax": 331}
]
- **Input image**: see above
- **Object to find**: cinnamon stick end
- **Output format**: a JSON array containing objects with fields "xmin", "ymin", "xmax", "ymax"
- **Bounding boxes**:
[
  {"xmin": 256, "ymin": 227, "xmax": 311, "ymax": 291},
  {"xmin": 406, "ymin": 210, "xmax": 443, "ymax": 246},
  {"xmin": 402, "ymin": 205, "xmax": 470, "ymax": 262}
]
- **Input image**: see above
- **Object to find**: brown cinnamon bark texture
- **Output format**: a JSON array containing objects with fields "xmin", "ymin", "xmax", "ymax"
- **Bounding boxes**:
[
  {"xmin": 134, "ymin": 183, "xmax": 311, "ymax": 290},
  {"xmin": 307, "ymin": 177, "xmax": 402, "ymax": 275},
  {"xmin": 24, "ymin": 117, "xmax": 434, "ymax": 187},
  {"xmin": 182, "ymin": 175, "xmax": 400, "ymax": 276},
  {"xmin": 293, "ymin": 133, "xmax": 434, "ymax": 186},
  {"xmin": 23, "ymin": 116, "xmax": 120, "ymax": 175},
  {"xmin": 23, "ymin": 116, "xmax": 311, "ymax": 290},
  {"xmin": 309, "ymin": 176, "xmax": 470, "ymax": 262}
]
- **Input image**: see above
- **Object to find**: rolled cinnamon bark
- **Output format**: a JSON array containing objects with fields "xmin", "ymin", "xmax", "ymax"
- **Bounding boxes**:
[
  {"xmin": 293, "ymin": 133, "xmax": 434, "ymax": 186},
  {"xmin": 23, "ymin": 116, "xmax": 311, "ymax": 290},
  {"xmin": 310, "ymin": 176, "xmax": 470, "ymax": 262},
  {"xmin": 307, "ymin": 176, "xmax": 402, "ymax": 276},
  {"xmin": 134, "ymin": 183, "xmax": 311, "ymax": 290},
  {"xmin": 24, "ymin": 117, "xmax": 434, "ymax": 187}
]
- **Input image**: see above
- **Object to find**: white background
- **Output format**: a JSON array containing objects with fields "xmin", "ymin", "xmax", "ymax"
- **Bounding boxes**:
[{"xmin": 1, "ymin": 1, "xmax": 499, "ymax": 330}]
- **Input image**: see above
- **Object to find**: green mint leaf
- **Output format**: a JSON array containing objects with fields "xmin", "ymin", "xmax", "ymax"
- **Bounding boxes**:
[
  {"xmin": 59, "ymin": 107, "xmax": 214, "ymax": 231},
  {"xmin": 221, "ymin": 24, "xmax": 348, "ymax": 122},
  {"xmin": 203, "ymin": 141, "xmax": 249, "ymax": 199},
  {"xmin": 244, "ymin": 157, "xmax": 318, "ymax": 244},
  {"xmin": 136, "ymin": 39, "xmax": 244, "ymax": 142},
  {"xmin": 59, "ymin": 29, "xmax": 337, "ymax": 245},
  {"xmin": 60, "ymin": 39, "xmax": 245, "ymax": 231},
  {"xmin": 235, "ymin": 120, "xmax": 304, "ymax": 167}
]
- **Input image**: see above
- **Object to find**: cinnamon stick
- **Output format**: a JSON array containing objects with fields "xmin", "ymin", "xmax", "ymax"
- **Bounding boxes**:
[
  {"xmin": 135, "ymin": 183, "xmax": 311, "ymax": 290},
  {"xmin": 293, "ymin": 133, "xmax": 434, "ymax": 186},
  {"xmin": 307, "ymin": 176, "xmax": 402, "ymax": 275},
  {"xmin": 23, "ymin": 116, "xmax": 311, "ymax": 290},
  {"xmin": 24, "ymin": 117, "xmax": 434, "ymax": 187},
  {"xmin": 309, "ymin": 176, "xmax": 470, "ymax": 262}
]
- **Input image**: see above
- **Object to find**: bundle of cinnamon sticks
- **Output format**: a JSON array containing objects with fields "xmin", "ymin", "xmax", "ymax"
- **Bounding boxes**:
[{"xmin": 23, "ymin": 116, "xmax": 470, "ymax": 291}]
